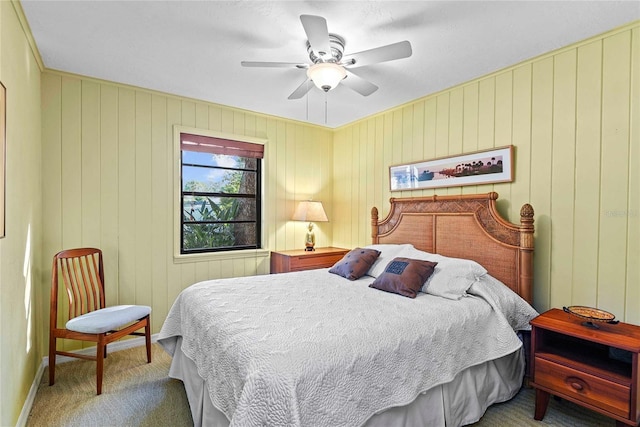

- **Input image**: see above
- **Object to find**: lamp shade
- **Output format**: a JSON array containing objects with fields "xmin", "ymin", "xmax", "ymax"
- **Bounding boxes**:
[
  {"xmin": 292, "ymin": 201, "xmax": 328, "ymax": 222},
  {"xmin": 306, "ymin": 63, "xmax": 346, "ymax": 92}
]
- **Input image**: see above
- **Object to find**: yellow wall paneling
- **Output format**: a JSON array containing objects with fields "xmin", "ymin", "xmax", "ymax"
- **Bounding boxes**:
[{"xmin": 1, "ymin": 1, "xmax": 43, "ymax": 425}]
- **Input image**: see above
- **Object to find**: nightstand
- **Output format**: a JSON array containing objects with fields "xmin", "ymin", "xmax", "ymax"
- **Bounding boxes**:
[
  {"xmin": 530, "ymin": 308, "xmax": 640, "ymax": 426},
  {"xmin": 270, "ymin": 247, "xmax": 349, "ymax": 274}
]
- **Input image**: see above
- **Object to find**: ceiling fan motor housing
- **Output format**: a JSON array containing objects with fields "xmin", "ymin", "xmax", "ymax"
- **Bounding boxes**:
[{"xmin": 307, "ymin": 33, "xmax": 345, "ymax": 64}]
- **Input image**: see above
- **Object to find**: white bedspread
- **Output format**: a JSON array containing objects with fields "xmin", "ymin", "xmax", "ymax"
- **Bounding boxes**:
[{"xmin": 158, "ymin": 269, "xmax": 535, "ymax": 427}]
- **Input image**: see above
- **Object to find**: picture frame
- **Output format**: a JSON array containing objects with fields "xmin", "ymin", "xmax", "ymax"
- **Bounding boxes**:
[
  {"xmin": 389, "ymin": 145, "xmax": 514, "ymax": 191},
  {"xmin": 0, "ymin": 82, "xmax": 5, "ymax": 238}
]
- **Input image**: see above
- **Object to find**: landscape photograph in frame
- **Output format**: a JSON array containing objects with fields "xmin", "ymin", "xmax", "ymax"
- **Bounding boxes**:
[{"xmin": 390, "ymin": 146, "xmax": 514, "ymax": 191}]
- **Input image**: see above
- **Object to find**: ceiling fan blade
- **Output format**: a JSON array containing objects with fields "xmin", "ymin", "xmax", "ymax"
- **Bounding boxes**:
[
  {"xmin": 300, "ymin": 15, "xmax": 331, "ymax": 58},
  {"xmin": 288, "ymin": 78, "xmax": 314, "ymax": 100},
  {"xmin": 342, "ymin": 70, "xmax": 378, "ymax": 96},
  {"xmin": 342, "ymin": 41, "xmax": 412, "ymax": 68},
  {"xmin": 241, "ymin": 61, "xmax": 308, "ymax": 69}
]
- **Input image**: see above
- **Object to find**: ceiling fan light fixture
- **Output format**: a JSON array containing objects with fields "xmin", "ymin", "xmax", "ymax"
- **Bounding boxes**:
[{"xmin": 307, "ymin": 62, "xmax": 346, "ymax": 92}]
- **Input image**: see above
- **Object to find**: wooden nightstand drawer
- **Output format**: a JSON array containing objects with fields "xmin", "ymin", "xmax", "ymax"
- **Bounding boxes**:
[
  {"xmin": 289, "ymin": 252, "xmax": 345, "ymax": 270},
  {"xmin": 535, "ymin": 356, "xmax": 630, "ymax": 418},
  {"xmin": 270, "ymin": 247, "xmax": 349, "ymax": 274}
]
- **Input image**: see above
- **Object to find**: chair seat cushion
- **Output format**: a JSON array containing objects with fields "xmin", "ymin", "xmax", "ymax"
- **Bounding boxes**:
[{"xmin": 66, "ymin": 305, "xmax": 151, "ymax": 334}]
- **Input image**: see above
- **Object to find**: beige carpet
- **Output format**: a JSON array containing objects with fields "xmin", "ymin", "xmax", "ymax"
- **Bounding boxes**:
[
  {"xmin": 471, "ymin": 388, "xmax": 613, "ymax": 426},
  {"xmin": 27, "ymin": 344, "xmax": 614, "ymax": 426},
  {"xmin": 27, "ymin": 344, "xmax": 193, "ymax": 427}
]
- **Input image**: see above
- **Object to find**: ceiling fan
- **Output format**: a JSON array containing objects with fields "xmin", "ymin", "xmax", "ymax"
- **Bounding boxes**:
[{"xmin": 241, "ymin": 15, "xmax": 412, "ymax": 99}]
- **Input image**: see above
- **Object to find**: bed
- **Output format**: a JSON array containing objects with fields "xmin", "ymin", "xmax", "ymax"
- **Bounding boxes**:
[{"xmin": 159, "ymin": 192, "xmax": 537, "ymax": 427}]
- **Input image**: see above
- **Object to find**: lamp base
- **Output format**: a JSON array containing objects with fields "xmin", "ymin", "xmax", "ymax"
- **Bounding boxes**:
[{"xmin": 305, "ymin": 246, "xmax": 315, "ymax": 252}]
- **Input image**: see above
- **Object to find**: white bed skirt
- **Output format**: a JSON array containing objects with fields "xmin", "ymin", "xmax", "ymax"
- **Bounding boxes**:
[{"xmin": 167, "ymin": 337, "xmax": 524, "ymax": 427}]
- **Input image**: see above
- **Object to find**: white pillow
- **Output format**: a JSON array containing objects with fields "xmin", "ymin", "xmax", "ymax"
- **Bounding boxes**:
[
  {"xmin": 364, "ymin": 244, "xmax": 415, "ymax": 278},
  {"xmin": 400, "ymin": 248, "xmax": 487, "ymax": 300}
]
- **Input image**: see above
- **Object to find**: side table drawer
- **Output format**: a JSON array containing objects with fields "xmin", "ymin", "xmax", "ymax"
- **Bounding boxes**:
[
  {"xmin": 290, "ymin": 253, "xmax": 344, "ymax": 270},
  {"xmin": 270, "ymin": 248, "xmax": 349, "ymax": 274},
  {"xmin": 535, "ymin": 357, "xmax": 630, "ymax": 418}
]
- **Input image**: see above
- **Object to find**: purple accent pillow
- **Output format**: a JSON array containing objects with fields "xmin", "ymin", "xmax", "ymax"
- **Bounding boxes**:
[
  {"xmin": 369, "ymin": 257, "xmax": 438, "ymax": 298},
  {"xmin": 329, "ymin": 248, "xmax": 381, "ymax": 280}
]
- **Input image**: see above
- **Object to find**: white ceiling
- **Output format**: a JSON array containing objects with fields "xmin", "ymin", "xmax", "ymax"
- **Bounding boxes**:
[{"xmin": 21, "ymin": 1, "xmax": 639, "ymax": 128}]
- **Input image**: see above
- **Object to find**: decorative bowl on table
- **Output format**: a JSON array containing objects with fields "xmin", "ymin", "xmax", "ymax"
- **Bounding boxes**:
[{"xmin": 563, "ymin": 306, "xmax": 618, "ymax": 328}]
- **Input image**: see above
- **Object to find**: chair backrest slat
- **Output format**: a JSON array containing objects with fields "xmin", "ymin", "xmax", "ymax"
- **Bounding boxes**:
[
  {"xmin": 86, "ymin": 252, "xmax": 103, "ymax": 311},
  {"xmin": 78, "ymin": 256, "xmax": 92, "ymax": 313},
  {"xmin": 61, "ymin": 258, "xmax": 79, "ymax": 318}
]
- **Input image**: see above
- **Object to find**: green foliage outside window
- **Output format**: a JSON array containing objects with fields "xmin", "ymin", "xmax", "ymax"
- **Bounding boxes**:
[
  {"xmin": 181, "ymin": 155, "xmax": 259, "ymax": 253},
  {"xmin": 183, "ymin": 195, "xmax": 240, "ymax": 250}
]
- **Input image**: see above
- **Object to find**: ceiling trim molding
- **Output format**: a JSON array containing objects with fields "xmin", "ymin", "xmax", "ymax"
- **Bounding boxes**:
[
  {"xmin": 10, "ymin": 0, "xmax": 44, "ymax": 71},
  {"xmin": 41, "ymin": 68, "xmax": 335, "ymax": 132}
]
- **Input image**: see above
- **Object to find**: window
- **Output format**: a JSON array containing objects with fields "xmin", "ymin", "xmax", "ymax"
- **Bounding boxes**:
[{"xmin": 180, "ymin": 132, "xmax": 263, "ymax": 254}]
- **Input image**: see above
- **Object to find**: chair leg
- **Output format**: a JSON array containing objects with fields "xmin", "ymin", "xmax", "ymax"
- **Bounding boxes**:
[
  {"xmin": 48, "ymin": 335, "xmax": 56, "ymax": 386},
  {"xmin": 96, "ymin": 340, "xmax": 105, "ymax": 395},
  {"xmin": 145, "ymin": 320, "xmax": 152, "ymax": 363}
]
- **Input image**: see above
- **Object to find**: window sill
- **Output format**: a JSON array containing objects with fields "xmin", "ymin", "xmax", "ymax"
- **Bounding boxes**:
[{"xmin": 173, "ymin": 248, "xmax": 270, "ymax": 264}]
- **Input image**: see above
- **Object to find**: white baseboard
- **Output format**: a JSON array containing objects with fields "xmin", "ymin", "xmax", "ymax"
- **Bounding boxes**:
[
  {"xmin": 16, "ymin": 333, "xmax": 160, "ymax": 427},
  {"xmin": 16, "ymin": 361, "xmax": 46, "ymax": 427}
]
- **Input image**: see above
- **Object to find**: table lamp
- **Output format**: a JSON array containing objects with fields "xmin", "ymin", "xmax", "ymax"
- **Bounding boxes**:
[{"xmin": 292, "ymin": 200, "xmax": 328, "ymax": 251}]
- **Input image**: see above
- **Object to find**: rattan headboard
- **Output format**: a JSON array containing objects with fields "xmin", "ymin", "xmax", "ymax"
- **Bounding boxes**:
[{"xmin": 371, "ymin": 192, "xmax": 534, "ymax": 304}]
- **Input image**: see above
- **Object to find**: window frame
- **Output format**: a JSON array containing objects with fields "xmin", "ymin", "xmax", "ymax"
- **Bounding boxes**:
[{"xmin": 173, "ymin": 125, "xmax": 268, "ymax": 262}]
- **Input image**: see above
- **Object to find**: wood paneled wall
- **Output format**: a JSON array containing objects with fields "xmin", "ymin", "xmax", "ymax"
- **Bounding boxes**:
[
  {"xmin": 1, "ymin": 2, "xmax": 43, "ymax": 425},
  {"xmin": 333, "ymin": 23, "xmax": 639, "ymax": 322},
  {"xmin": 41, "ymin": 73, "xmax": 333, "ymax": 349}
]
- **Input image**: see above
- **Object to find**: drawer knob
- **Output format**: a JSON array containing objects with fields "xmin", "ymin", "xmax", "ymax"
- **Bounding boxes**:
[{"xmin": 570, "ymin": 382, "xmax": 583, "ymax": 391}]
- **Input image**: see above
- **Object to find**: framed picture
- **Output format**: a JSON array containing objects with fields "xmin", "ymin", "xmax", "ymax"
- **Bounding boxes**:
[
  {"xmin": 389, "ymin": 145, "xmax": 514, "ymax": 191},
  {"xmin": 0, "ymin": 82, "xmax": 5, "ymax": 238}
]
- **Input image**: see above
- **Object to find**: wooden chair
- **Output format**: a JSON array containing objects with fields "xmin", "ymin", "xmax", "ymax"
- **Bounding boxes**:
[{"xmin": 49, "ymin": 247, "xmax": 151, "ymax": 395}]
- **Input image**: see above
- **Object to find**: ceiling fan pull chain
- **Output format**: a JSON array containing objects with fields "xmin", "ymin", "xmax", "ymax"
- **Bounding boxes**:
[{"xmin": 324, "ymin": 92, "xmax": 328, "ymax": 125}]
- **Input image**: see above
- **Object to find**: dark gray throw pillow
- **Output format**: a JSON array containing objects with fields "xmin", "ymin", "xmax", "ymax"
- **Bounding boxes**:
[
  {"xmin": 369, "ymin": 257, "xmax": 438, "ymax": 298},
  {"xmin": 329, "ymin": 248, "xmax": 381, "ymax": 280}
]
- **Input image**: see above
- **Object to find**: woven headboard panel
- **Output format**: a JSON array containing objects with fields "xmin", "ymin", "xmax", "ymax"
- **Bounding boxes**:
[{"xmin": 371, "ymin": 192, "xmax": 535, "ymax": 304}]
